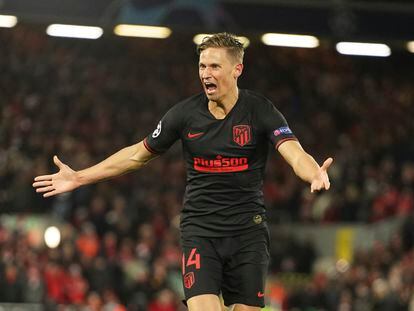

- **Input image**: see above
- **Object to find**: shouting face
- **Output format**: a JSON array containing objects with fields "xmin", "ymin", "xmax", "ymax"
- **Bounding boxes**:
[{"xmin": 199, "ymin": 47, "xmax": 243, "ymax": 103}]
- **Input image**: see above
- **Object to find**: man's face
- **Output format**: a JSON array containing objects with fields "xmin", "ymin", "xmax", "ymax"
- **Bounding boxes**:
[{"xmin": 199, "ymin": 48, "xmax": 243, "ymax": 102}]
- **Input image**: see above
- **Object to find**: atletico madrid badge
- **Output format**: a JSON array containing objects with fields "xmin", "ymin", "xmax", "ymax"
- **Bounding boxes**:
[
  {"xmin": 184, "ymin": 272, "xmax": 195, "ymax": 289},
  {"xmin": 233, "ymin": 125, "xmax": 251, "ymax": 147}
]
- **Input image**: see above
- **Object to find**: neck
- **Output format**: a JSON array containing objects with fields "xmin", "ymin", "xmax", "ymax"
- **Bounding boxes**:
[{"xmin": 209, "ymin": 87, "xmax": 239, "ymax": 115}]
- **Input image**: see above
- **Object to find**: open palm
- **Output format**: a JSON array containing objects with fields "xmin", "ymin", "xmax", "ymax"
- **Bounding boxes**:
[{"xmin": 33, "ymin": 156, "xmax": 80, "ymax": 197}]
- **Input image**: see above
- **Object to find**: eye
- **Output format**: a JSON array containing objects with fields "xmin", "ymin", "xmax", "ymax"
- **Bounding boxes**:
[{"xmin": 199, "ymin": 64, "xmax": 206, "ymax": 69}]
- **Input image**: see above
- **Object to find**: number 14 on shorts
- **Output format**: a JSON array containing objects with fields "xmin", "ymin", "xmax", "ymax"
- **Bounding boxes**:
[
  {"xmin": 182, "ymin": 248, "xmax": 201, "ymax": 289},
  {"xmin": 182, "ymin": 248, "xmax": 201, "ymax": 274}
]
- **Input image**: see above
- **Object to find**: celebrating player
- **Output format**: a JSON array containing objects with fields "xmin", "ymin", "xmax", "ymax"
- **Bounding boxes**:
[{"xmin": 33, "ymin": 33, "xmax": 332, "ymax": 311}]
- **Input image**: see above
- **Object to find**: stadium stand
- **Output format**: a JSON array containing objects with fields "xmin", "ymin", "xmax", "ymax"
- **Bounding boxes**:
[{"xmin": 1, "ymin": 25, "xmax": 414, "ymax": 310}]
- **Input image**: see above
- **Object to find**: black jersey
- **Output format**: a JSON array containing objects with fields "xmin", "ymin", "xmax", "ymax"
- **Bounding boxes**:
[{"xmin": 144, "ymin": 89, "xmax": 297, "ymax": 237}]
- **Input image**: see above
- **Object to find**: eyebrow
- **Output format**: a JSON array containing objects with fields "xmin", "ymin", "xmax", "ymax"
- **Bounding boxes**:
[{"xmin": 199, "ymin": 62, "xmax": 221, "ymax": 67}]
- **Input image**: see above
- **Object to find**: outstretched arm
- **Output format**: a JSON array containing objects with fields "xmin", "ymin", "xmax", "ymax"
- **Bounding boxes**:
[
  {"xmin": 33, "ymin": 140, "xmax": 157, "ymax": 197},
  {"xmin": 277, "ymin": 140, "xmax": 333, "ymax": 192}
]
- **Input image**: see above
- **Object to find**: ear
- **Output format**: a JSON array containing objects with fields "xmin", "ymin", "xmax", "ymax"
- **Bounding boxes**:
[{"xmin": 233, "ymin": 63, "xmax": 243, "ymax": 79}]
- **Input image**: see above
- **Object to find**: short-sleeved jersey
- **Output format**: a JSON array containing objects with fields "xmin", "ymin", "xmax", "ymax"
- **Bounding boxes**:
[{"xmin": 144, "ymin": 89, "xmax": 297, "ymax": 238}]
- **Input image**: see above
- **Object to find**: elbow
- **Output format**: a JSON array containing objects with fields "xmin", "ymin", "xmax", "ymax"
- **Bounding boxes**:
[
  {"xmin": 129, "ymin": 158, "xmax": 149, "ymax": 170},
  {"xmin": 129, "ymin": 142, "xmax": 154, "ymax": 169}
]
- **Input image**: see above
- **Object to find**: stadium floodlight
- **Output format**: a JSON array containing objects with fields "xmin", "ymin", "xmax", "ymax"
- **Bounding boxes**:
[
  {"xmin": 336, "ymin": 42, "xmax": 391, "ymax": 57},
  {"xmin": 114, "ymin": 24, "xmax": 171, "ymax": 39},
  {"xmin": 46, "ymin": 24, "xmax": 103, "ymax": 39},
  {"xmin": 44, "ymin": 226, "xmax": 61, "ymax": 249},
  {"xmin": 407, "ymin": 41, "xmax": 414, "ymax": 53},
  {"xmin": 0, "ymin": 15, "xmax": 18, "ymax": 28},
  {"xmin": 193, "ymin": 33, "xmax": 250, "ymax": 47},
  {"xmin": 261, "ymin": 33, "xmax": 319, "ymax": 48}
]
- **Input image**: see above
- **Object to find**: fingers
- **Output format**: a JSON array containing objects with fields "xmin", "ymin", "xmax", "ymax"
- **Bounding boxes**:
[
  {"xmin": 33, "ymin": 183, "xmax": 59, "ymax": 198},
  {"xmin": 311, "ymin": 177, "xmax": 330, "ymax": 193},
  {"xmin": 33, "ymin": 157, "xmax": 62, "ymax": 197},
  {"xmin": 33, "ymin": 180, "xmax": 52, "ymax": 188},
  {"xmin": 36, "ymin": 186, "xmax": 60, "ymax": 198},
  {"xmin": 311, "ymin": 182, "xmax": 321, "ymax": 193},
  {"xmin": 321, "ymin": 157, "xmax": 333, "ymax": 171},
  {"xmin": 53, "ymin": 155, "xmax": 64, "ymax": 169},
  {"xmin": 34, "ymin": 175, "xmax": 53, "ymax": 182},
  {"xmin": 311, "ymin": 157, "xmax": 333, "ymax": 193},
  {"xmin": 35, "ymin": 185, "xmax": 55, "ymax": 193},
  {"xmin": 34, "ymin": 156, "xmax": 63, "ymax": 181},
  {"xmin": 43, "ymin": 190, "xmax": 58, "ymax": 198},
  {"xmin": 312, "ymin": 183, "xmax": 330, "ymax": 193}
]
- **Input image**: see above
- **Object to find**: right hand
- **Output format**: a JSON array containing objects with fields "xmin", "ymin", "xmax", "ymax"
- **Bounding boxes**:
[{"xmin": 33, "ymin": 156, "xmax": 80, "ymax": 198}]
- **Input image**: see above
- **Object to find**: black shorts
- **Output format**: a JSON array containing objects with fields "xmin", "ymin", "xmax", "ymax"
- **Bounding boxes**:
[{"xmin": 181, "ymin": 227, "xmax": 270, "ymax": 307}]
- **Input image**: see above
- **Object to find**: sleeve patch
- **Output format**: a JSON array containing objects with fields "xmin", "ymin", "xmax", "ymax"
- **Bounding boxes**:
[{"xmin": 273, "ymin": 126, "xmax": 292, "ymax": 137}]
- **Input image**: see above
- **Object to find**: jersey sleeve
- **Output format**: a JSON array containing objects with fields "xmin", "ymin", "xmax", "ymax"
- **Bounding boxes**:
[
  {"xmin": 143, "ymin": 105, "xmax": 182, "ymax": 154},
  {"xmin": 259, "ymin": 99, "xmax": 297, "ymax": 149}
]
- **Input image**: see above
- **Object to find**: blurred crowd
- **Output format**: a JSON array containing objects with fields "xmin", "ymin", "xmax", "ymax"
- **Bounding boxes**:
[
  {"xmin": 0, "ymin": 217, "xmax": 183, "ymax": 310},
  {"xmin": 278, "ymin": 216, "xmax": 414, "ymax": 311},
  {"xmin": 1, "ymin": 25, "xmax": 414, "ymax": 309}
]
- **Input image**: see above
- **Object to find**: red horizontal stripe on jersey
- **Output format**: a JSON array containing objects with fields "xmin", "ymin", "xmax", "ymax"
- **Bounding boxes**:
[
  {"xmin": 194, "ymin": 164, "xmax": 248, "ymax": 173},
  {"xmin": 276, "ymin": 137, "xmax": 298, "ymax": 149},
  {"xmin": 143, "ymin": 138, "xmax": 159, "ymax": 154}
]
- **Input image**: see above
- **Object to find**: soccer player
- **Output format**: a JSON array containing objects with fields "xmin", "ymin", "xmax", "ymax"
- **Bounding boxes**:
[{"xmin": 33, "ymin": 33, "xmax": 332, "ymax": 311}]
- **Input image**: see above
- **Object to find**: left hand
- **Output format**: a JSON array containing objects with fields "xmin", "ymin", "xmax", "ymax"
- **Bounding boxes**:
[{"xmin": 310, "ymin": 157, "xmax": 333, "ymax": 193}]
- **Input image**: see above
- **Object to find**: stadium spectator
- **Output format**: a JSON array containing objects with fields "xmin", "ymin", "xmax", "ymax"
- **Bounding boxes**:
[{"xmin": 1, "ymin": 25, "xmax": 414, "ymax": 309}]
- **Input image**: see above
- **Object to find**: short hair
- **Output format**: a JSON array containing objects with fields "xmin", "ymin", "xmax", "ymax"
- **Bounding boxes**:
[{"xmin": 196, "ymin": 32, "xmax": 244, "ymax": 64}]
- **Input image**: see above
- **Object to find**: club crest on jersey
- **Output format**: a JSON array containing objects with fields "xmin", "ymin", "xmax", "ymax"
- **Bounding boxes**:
[
  {"xmin": 233, "ymin": 125, "xmax": 251, "ymax": 147},
  {"xmin": 273, "ymin": 126, "xmax": 292, "ymax": 137},
  {"xmin": 184, "ymin": 272, "xmax": 195, "ymax": 289}
]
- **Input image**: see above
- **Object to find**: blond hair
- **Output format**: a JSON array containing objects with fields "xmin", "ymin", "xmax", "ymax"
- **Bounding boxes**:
[{"xmin": 197, "ymin": 32, "xmax": 244, "ymax": 64}]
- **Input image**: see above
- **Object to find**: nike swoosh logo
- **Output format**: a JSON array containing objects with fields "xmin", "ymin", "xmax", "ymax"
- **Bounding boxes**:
[
  {"xmin": 187, "ymin": 132, "xmax": 204, "ymax": 139},
  {"xmin": 257, "ymin": 292, "xmax": 265, "ymax": 298}
]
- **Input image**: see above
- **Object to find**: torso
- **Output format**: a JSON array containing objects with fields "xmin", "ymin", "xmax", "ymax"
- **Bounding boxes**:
[{"xmin": 145, "ymin": 89, "xmax": 297, "ymax": 237}]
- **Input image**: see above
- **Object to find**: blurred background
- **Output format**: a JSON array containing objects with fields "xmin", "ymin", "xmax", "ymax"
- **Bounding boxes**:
[{"xmin": 1, "ymin": 0, "xmax": 414, "ymax": 310}]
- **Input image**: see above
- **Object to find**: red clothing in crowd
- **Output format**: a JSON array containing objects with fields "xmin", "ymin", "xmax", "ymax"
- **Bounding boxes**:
[{"xmin": 44, "ymin": 264, "xmax": 67, "ymax": 304}]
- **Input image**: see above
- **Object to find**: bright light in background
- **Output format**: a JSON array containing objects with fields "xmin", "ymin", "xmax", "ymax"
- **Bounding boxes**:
[
  {"xmin": 44, "ymin": 226, "xmax": 61, "ymax": 248},
  {"xmin": 114, "ymin": 24, "xmax": 171, "ymax": 39},
  {"xmin": 261, "ymin": 33, "xmax": 319, "ymax": 48},
  {"xmin": 407, "ymin": 41, "xmax": 414, "ymax": 53},
  {"xmin": 0, "ymin": 15, "xmax": 18, "ymax": 28},
  {"xmin": 336, "ymin": 42, "xmax": 391, "ymax": 57},
  {"xmin": 46, "ymin": 24, "xmax": 103, "ymax": 39},
  {"xmin": 193, "ymin": 33, "xmax": 250, "ymax": 47}
]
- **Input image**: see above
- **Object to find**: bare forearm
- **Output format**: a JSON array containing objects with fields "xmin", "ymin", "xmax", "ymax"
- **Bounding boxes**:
[
  {"xmin": 291, "ymin": 152, "xmax": 320, "ymax": 184},
  {"xmin": 278, "ymin": 140, "xmax": 332, "ymax": 192},
  {"xmin": 33, "ymin": 141, "xmax": 156, "ymax": 198},
  {"xmin": 278, "ymin": 141, "xmax": 320, "ymax": 184},
  {"xmin": 76, "ymin": 142, "xmax": 153, "ymax": 186}
]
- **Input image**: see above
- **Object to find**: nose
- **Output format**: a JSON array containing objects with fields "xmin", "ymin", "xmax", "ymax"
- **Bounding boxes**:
[{"xmin": 201, "ymin": 67, "xmax": 212, "ymax": 79}]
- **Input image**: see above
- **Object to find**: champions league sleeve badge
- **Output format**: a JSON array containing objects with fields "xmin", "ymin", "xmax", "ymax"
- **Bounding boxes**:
[
  {"xmin": 152, "ymin": 121, "xmax": 162, "ymax": 138},
  {"xmin": 273, "ymin": 126, "xmax": 292, "ymax": 137}
]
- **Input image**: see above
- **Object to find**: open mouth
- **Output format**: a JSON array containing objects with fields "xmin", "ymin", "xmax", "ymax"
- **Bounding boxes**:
[{"xmin": 204, "ymin": 82, "xmax": 217, "ymax": 95}]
